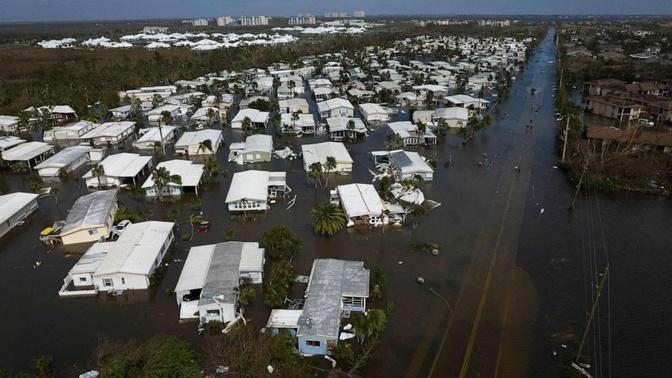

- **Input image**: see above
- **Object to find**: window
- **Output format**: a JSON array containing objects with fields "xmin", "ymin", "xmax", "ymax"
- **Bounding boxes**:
[
  {"xmin": 79, "ymin": 277, "xmax": 87, "ymax": 282},
  {"xmin": 306, "ymin": 340, "xmax": 321, "ymax": 347},
  {"xmin": 206, "ymin": 310, "xmax": 220, "ymax": 316},
  {"xmin": 121, "ymin": 277, "xmax": 125, "ymax": 285},
  {"xmin": 88, "ymin": 229, "xmax": 98, "ymax": 236},
  {"xmin": 102, "ymin": 278, "xmax": 113, "ymax": 287},
  {"xmin": 343, "ymin": 296, "xmax": 365, "ymax": 308}
]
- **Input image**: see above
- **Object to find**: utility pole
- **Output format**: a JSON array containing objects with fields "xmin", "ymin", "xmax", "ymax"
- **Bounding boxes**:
[
  {"xmin": 576, "ymin": 265, "xmax": 610, "ymax": 363},
  {"xmin": 570, "ymin": 160, "xmax": 588, "ymax": 210},
  {"xmin": 562, "ymin": 117, "xmax": 570, "ymax": 162}
]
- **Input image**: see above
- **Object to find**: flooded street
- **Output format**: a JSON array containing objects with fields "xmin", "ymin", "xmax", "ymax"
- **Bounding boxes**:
[{"xmin": 0, "ymin": 28, "xmax": 671, "ymax": 377}]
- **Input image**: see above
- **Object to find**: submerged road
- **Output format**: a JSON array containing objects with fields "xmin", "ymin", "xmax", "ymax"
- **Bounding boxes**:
[{"xmin": 407, "ymin": 29, "xmax": 558, "ymax": 377}]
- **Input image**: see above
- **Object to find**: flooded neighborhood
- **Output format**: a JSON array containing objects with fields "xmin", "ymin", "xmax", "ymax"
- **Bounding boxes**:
[{"xmin": 0, "ymin": 6, "xmax": 671, "ymax": 378}]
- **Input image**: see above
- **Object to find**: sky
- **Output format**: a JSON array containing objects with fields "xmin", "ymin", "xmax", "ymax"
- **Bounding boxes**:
[{"xmin": 0, "ymin": 0, "xmax": 670, "ymax": 22}]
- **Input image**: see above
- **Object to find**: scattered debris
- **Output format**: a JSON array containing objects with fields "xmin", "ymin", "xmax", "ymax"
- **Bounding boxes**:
[
  {"xmin": 273, "ymin": 147, "xmax": 297, "ymax": 160},
  {"xmin": 215, "ymin": 366, "xmax": 229, "ymax": 374},
  {"xmin": 412, "ymin": 243, "xmax": 440, "ymax": 255},
  {"xmin": 417, "ymin": 276, "xmax": 425, "ymax": 284},
  {"xmin": 267, "ymin": 365, "xmax": 274, "ymax": 374},
  {"xmin": 397, "ymin": 260, "xmax": 404, "ymax": 265},
  {"xmin": 540, "ymin": 208, "xmax": 545, "ymax": 214},
  {"xmin": 324, "ymin": 355, "xmax": 338, "ymax": 368}
]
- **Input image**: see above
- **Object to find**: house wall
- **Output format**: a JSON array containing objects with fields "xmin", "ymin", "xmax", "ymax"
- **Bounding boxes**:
[
  {"xmin": 145, "ymin": 185, "xmax": 183, "ymax": 198},
  {"xmin": 86, "ymin": 176, "xmax": 122, "ymax": 189},
  {"xmin": 0, "ymin": 198, "xmax": 38, "ymax": 239},
  {"xmin": 243, "ymin": 151, "xmax": 271, "ymax": 164},
  {"xmin": 298, "ymin": 335, "xmax": 334, "ymax": 355},
  {"xmin": 199, "ymin": 302, "xmax": 236, "ymax": 324},
  {"xmin": 72, "ymin": 272, "xmax": 94, "ymax": 287},
  {"xmin": 38, "ymin": 154, "xmax": 89, "ymax": 178},
  {"xmin": 93, "ymin": 273, "xmax": 149, "ymax": 291},
  {"xmin": 240, "ymin": 271, "xmax": 263, "ymax": 284},
  {"xmin": 228, "ymin": 200, "xmax": 268, "ymax": 212},
  {"xmin": 60, "ymin": 225, "xmax": 109, "ymax": 246}
]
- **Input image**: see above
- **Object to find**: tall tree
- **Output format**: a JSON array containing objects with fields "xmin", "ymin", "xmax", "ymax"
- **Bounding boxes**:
[
  {"xmin": 308, "ymin": 162, "xmax": 323, "ymax": 188},
  {"xmin": 259, "ymin": 226, "xmax": 302, "ymax": 260},
  {"xmin": 324, "ymin": 156, "xmax": 337, "ymax": 188},
  {"xmin": 151, "ymin": 166, "xmax": 182, "ymax": 202},
  {"xmin": 91, "ymin": 164, "xmax": 105, "ymax": 189},
  {"xmin": 311, "ymin": 201, "xmax": 346, "ymax": 236}
]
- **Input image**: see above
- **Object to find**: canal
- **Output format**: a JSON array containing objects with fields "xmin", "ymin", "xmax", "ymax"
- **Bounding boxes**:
[{"xmin": 0, "ymin": 28, "xmax": 670, "ymax": 377}]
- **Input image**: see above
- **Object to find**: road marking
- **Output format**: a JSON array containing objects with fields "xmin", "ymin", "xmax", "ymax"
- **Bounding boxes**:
[{"xmin": 458, "ymin": 168, "xmax": 518, "ymax": 378}]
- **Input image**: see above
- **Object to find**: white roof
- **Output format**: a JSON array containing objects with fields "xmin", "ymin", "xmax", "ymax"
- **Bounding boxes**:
[
  {"xmin": 326, "ymin": 117, "xmax": 366, "ymax": 133},
  {"xmin": 301, "ymin": 142, "xmax": 353, "ymax": 167},
  {"xmin": 317, "ymin": 98, "xmax": 354, "ymax": 113},
  {"xmin": 226, "ymin": 170, "xmax": 284, "ymax": 203},
  {"xmin": 2, "ymin": 142, "xmax": 53, "ymax": 161},
  {"xmin": 34, "ymin": 145, "xmax": 92, "ymax": 169},
  {"xmin": 94, "ymin": 221, "xmax": 174, "ymax": 276},
  {"xmin": 243, "ymin": 134, "xmax": 273, "ymax": 153},
  {"xmin": 388, "ymin": 121, "xmax": 417, "ymax": 139},
  {"xmin": 0, "ymin": 136, "xmax": 26, "ymax": 151},
  {"xmin": 232, "ymin": 108, "xmax": 270, "ymax": 124},
  {"xmin": 146, "ymin": 104, "xmax": 180, "ymax": 115},
  {"xmin": 278, "ymin": 98, "xmax": 309, "ymax": 108},
  {"xmin": 266, "ymin": 309, "xmax": 303, "ymax": 329},
  {"xmin": 445, "ymin": 94, "xmax": 489, "ymax": 105},
  {"xmin": 281, "ymin": 113, "xmax": 315, "ymax": 128},
  {"xmin": 434, "ymin": 107, "xmax": 469, "ymax": 121},
  {"xmin": 83, "ymin": 153, "xmax": 151, "ymax": 178},
  {"xmin": 134, "ymin": 126, "xmax": 176, "ymax": 144},
  {"xmin": 80, "ymin": 121, "xmax": 135, "ymax": 139},
  {"xmin": 0, "ymin": 192, "xmax": 39, "ymax": 225},
  {"xmin": 175, "ymin": 129, "xmax": 222, "ymax": 148},
  {"xmin": 337, "ymin": 183, "xmax": 384, "ymax": 218},
  {"xmin": 240, "ymin": 242, "xmax": 265, "ymax": 272},
  {"xmin": 26, "ymin": 105, "xmax": 76, "ymax": 115},
  {"xmin": 175, "ymin": 241, "xmax": 264, "ymax": 297},
  {"xmin": 0, "ymin": 115, "xmax": 19, "ymax": 126},
  {"xmin": 359, "ymin": 103, "xmax": 387, "ymax": 115},
  {"xmin": 141, "ymin": 159, "xmax": 204, "ymax": 188},
  {"xmin": 61, "ymin": 189, "xmax": 118, "ymax": 234},
  {"xmin": 174, "ymin": 244, "xmax": 215, "ymax": 293}
]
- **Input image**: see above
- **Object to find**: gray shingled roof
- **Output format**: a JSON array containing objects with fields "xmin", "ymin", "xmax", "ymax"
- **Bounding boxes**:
[
  {"xmin": 61, "ymin": 189, "xmax": 117, "ymax": 234},
  {"xmin": 198, "ymin": 242, "xmax": 244, "ymax": 307},
  {"xmin": 298, "ymin": 259, "xmax": 369, "ymax": 339}
]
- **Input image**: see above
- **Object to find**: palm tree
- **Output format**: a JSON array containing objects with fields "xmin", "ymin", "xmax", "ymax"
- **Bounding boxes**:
[
  {"xmin": 346, "ymin": 120, "xmax": 356, "ymax": 140},
  {"xmin": 186, "ymin": 213, "xmax": 205, "ymax": 241},
  {"xmin": 206, "ymin": 108, "xmax": 216, "ymax": 126},
  {"xmin": 16, "ymin": 111, "xmax": 31, "ymax": 136},
  {"xmin": 386, "ymin": 134, "xmax": 405, "ymax": 151},
  {"xmin": 311, "ymin": 202, "xmax": 346, "ymax": 236},
  {"xmin": 158, "ymin": 111, "xmax": 172, "ymax": 155},
  {"xmin": 151, "ymin": 166, "xmax": 182, "ymax": 202},
  {"xmin": 203, "ymin": 156, "xmax": 219, "ymax": 178},
  {"xmin": 196, "ymin": 139, "xmax": 213, "ymax": 161},
  {"xmin": 91, "ymin": 164, "xmax": 105, "ymax": 189},
  {"xmin": 308, "ymin": 162, "xmax": 323, "ymax": 188},
  {"xmin": 241, "ymin": 116, "xmax": 253, "ymax": 135},
  {"xmin": 324, "ymin": 156, "xmax": 337, "ymax": 188},
  {"xmin": 353, "ymin": 309, "xmax": 388, "ymax": 342}
]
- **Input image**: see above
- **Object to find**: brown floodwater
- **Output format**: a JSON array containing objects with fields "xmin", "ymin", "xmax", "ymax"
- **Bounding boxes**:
[{"xmin": 0, "ymin": 29, "xmax": 671, "ymax": 377}]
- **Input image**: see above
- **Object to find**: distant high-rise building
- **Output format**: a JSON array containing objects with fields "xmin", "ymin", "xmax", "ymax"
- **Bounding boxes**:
[
  {"xmin": 239, "ymin": 16, "xmax": 269, "ymax": 26},
  {"xmin": 142, "ymin": 26, "xmax": 169, "ymax": 34},
  {"xmin": 352, "ymin": 11, "xmax": 366, "ymax": 18},
  {"xmin": 338, "ymin": 12, "xmax": 348, "ymax": 18},
  {"xmin": 216, "ymin": 16, "xmax": 235, "ymax": 26},
  {"xmin": 289, "ymin": 16, "xmax": 316, "ymax": 25},
  {"xmin": 192, "ymin": 18, "xmax": 209, "ymax": 27}
]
